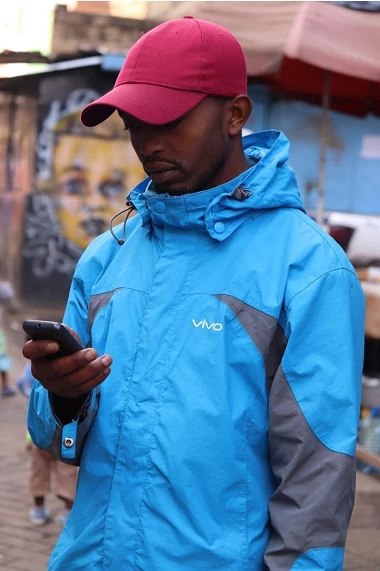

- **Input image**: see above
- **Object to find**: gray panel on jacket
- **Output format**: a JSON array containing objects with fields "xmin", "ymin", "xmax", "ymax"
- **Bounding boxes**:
[
  {"xmin": 265, "ymin": 324, "xmax": 287, "ymax": 391},
  {"xmin": 214, "ymin": 294, "xmax": 287, "ymax": 390},
  {"xmin": 88, "ymin": 288, "xmax": 124, "ymax": 333},
  {"xmin": 215, "ymin": 294, "xmax": 277, "ymax": 358},
  {"xmin": 265, "ymin": 366, "xmax": 356, "ymax": 569}
]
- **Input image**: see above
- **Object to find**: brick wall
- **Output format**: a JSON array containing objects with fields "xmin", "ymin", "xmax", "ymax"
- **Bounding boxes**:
[{"xmin": 52, "ymin": 4, "xmax": 159, "ymax": 55}]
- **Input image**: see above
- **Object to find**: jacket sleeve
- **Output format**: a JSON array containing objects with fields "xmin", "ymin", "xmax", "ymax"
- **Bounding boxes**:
[
  {"xmin": 27, "ymin": 274, "xmax": 99, "ymax": 466},
  {"xmin": 27, "ymin": 384, "xmax": 99, "ymax": 466},
  {"xmin": 264, "ymin": 268, "xmax": 365, "ymax": 571}
]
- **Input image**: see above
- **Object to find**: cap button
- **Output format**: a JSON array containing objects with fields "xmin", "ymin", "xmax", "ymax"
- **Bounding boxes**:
[
  {"xmin": 214, "ymin": 222, "xmax": 226, "ymax": 234},
  {"xmin": 154, "ymin": 201, "xmax": 166, "ymax": 213}
]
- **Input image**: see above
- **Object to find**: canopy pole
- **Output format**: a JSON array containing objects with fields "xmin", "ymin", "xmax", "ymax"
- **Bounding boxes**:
[{"xmin": 316, "ymin": 70, "xmax": 331, "ymax": 227}]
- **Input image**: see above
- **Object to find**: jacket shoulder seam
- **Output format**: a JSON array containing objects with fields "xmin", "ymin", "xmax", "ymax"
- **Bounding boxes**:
[
  {"xmin": 286, "ymin": 267, "xmax": 359, "ymax": 310},
  {"xmin": 285, "ymin": 208, "xmax": 343, "ymax": 266}
]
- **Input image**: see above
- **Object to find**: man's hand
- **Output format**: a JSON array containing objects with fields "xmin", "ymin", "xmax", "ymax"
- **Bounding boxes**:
[{"xmin": 22, "ymin": 326, "xmax": 112, "ymax": 398}]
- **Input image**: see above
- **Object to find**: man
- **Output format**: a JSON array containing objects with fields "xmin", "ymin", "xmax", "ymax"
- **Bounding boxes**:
[{"xmin": 24, "ymin": 17, "xmax": 365, "ymax": 571}]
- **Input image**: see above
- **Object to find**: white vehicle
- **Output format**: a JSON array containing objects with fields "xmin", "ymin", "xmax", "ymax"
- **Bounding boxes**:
[{"xmin": 326, "ymin": 212, "xmax": 380, "ymax": 267}]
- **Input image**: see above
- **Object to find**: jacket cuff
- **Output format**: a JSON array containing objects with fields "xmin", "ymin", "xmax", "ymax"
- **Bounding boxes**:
[{"xmin": 47, "ymin": 389, "xmax": 99, "ymax": 466}]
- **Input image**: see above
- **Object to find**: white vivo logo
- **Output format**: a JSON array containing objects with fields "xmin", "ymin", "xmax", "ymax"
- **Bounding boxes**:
[{"xmin": 192, "ymin": 319, "xmax": 223, "ymax": 331}]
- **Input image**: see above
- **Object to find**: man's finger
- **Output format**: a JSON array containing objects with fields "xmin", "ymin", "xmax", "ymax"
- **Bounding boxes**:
[
  {"xmin": 53, "ymin": 367, "xmax": 111, "ymax": 397},
  {"xmin": 23, "ymin": 339, "xmax": 60, "ymax": 359},
  {"xmin": 38, "ymin": 355, "xmax": 112, "ymax": 390},
  {"xmin": 46, "ymin": 349, "xmax": 100, "ymax": 377}
]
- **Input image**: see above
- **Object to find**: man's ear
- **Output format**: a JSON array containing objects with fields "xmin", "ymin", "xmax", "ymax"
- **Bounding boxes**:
[{"xmin": 227, "ymin": 95, "xmax": 253, "ymax": 136}]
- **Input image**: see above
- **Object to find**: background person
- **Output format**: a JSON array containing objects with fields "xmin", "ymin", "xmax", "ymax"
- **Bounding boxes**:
[
  {"xmin": 0, "ymin": 277, "xmax": 15, "ymax": 397},
  {"xmin": 17, "ymin": 361, "xmax": 78, "ymax": 527}
]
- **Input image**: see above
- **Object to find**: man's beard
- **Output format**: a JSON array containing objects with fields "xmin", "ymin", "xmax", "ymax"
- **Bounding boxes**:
[{"xmin": 154, "ymin": 133, "xmax": 227, "ymax": 196}]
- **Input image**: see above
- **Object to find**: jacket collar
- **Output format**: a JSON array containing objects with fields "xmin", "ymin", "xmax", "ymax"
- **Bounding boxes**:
[{"xmin": 128, "ymin": 130, "xmax": 304, "ymax": 242}]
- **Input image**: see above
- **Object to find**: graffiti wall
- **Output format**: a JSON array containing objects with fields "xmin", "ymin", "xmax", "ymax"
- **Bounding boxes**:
[
  {"xmin": 0, "ymin": 93, "xmax": 37, "ymax": 294},
  {"xmin": 22, "ymin": 77, "xmax": 144, "ymax": 304}
]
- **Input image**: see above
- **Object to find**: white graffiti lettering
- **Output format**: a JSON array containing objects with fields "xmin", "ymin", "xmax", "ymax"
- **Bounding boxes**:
[
  {"xmin": 36, "ymin": 88, "xmax": 100, "ymax": 181},
  {"xmin": 23, "ymin": 194, "xmax": 82, "ymax": 278}
]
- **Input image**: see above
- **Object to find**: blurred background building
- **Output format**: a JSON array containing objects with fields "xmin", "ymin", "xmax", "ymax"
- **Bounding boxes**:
[{"xmin": 0, "ymin": 1, "xmax": 380, "ymax": 308}]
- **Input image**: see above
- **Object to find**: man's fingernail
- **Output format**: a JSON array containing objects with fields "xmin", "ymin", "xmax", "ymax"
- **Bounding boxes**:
[
  {"xmin": 85, "ymin": 349, "xmax": 96, "ymax": 361},
  {"xmin": 47, "ymin": 342, "xmax": 59, "ymax": 352},
  {"xmin": 102, "ymin": 356, "xmax": 112, "ymax": 367}
]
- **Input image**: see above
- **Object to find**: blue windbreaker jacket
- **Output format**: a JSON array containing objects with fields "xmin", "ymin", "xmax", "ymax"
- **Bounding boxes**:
[{"xmin": 28, "ymin": 130, "xmax": 365, "ymax": 570}]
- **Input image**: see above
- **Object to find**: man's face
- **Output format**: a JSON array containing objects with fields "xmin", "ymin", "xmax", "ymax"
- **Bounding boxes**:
[{"xmin": 119, "ymin": 97, "xmax": 232, "ymax": 196}]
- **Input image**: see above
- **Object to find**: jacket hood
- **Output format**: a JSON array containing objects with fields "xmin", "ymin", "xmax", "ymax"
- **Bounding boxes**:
[{"xmin": 129, "ymin": 130, "xmax": 305, "ymax": 241}]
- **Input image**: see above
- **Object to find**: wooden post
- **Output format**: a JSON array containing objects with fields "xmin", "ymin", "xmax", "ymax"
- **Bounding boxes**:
[
  {"xmin": 356, "ymin": 444, "xmax": 380, "ymax": 471},
  {"xmin": 316, "ymin": 70, "xmax": 331, "ymax": 227}
]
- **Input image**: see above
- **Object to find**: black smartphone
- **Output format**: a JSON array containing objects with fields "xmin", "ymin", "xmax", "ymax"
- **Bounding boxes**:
[{"xmin": 22, "ymin": 320, "xmax": 83, "ymax": 358}]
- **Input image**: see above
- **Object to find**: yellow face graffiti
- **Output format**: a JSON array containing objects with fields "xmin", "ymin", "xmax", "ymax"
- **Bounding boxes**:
[{"xmin": 40, "ymin": 108, "xmax": 144, "ymax": 250}]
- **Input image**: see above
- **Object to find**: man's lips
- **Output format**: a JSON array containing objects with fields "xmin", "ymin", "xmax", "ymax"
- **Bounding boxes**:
[
  {"xmin": 144, "ymin": 163, "xmax": 177, "ymax": 175},
  {"xmin": 144, "ymin": 163, "xmax": 181, "ymax": 184}
]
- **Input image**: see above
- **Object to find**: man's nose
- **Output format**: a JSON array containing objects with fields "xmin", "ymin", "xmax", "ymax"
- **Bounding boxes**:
[{"xmin": 138, "ymin": 125, "xmax": 165, "ymax": 157}]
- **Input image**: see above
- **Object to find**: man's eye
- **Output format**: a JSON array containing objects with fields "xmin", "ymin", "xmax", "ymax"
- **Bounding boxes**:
[
  {"xmin": 163, "ymin": 116, "xmax": 184, "ymax": 131},
  {"xmin": 169, "ymin": 117, "xmax": 183, "ymax": 128},
  {"xmin": 123, "ymin": 124, "xmax": 139, "ymax": 133}
]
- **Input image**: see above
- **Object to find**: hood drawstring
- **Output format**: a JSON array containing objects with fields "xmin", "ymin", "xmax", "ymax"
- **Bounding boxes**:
[{"xmin": 109, "ymin": 200, "xmax": 136, "ymax": 246}]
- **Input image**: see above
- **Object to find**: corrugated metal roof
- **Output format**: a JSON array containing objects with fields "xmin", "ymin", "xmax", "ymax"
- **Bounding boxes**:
[{"xmin": 0, "ymin": 53, "xmax": 126, "ymax": 80}]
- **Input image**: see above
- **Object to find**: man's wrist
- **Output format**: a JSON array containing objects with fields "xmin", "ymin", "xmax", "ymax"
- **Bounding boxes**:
[{"xmin": 49, "ymin": 392, "xmax": 91, "ymax": 425}]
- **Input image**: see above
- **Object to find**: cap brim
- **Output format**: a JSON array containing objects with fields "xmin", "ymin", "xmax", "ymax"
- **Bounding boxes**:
[{"xmin": 81, "ymin": 83, "xmax": 207, "ymax": 127}]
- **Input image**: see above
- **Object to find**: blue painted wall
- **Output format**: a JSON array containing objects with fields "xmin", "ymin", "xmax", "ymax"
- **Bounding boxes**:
[{"xmin": 247, "ymin": 83, "xmax": 380, "ymax": 215}]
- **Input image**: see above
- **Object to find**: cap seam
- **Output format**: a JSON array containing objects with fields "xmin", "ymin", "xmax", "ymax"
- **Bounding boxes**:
[
  {"xmin": 192, "ymin": 18, "xmax": 203, "ymax": 91},
  {"xmin": 115, "ymin": 80, "xmax": 208, "ymax": 94},
  {"xmin": 129, "ymin": 34, "xmax": 147, "ymax": 82}
]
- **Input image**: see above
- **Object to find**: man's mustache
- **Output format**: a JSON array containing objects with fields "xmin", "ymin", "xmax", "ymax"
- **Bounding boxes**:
[{"xmin": 143, "ymin": 158, "xmax": 185, "ymax": 172}]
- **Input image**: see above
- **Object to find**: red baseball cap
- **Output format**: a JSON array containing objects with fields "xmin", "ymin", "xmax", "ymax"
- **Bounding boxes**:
[{"xmin": 81, "ymin": 16, "xmax": 247, "ymax": 127}]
